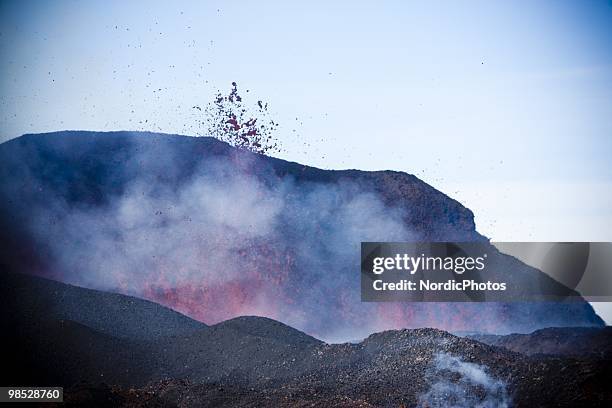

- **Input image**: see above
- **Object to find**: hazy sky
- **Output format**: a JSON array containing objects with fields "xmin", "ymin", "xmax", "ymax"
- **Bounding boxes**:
[{"xmin": 1, "ymin": 1, "xmax": 611, "ymax": 316}]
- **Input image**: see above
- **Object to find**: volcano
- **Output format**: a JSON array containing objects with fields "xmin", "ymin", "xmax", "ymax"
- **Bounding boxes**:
[{"xmin": 0, "ymin": 130, "xmax": 604, "ymax": 342}]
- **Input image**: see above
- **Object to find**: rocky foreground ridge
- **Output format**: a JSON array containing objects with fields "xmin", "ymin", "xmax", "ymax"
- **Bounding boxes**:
[{"xmin": 2, "ymin": 273, "xmax": 610, "ymax": 407}]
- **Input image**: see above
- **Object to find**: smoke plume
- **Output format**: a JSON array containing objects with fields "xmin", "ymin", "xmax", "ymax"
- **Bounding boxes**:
[
  {"xmin": 0, "ymin": 131, "xmax": 604, "ymax": 342},
  {"xmin": 418, "ymin": 352, "xmax": 510, "ymax": 408},
  {"xmin": 23, "ymin": 136, "xmax": 413, "ymax": 340}
]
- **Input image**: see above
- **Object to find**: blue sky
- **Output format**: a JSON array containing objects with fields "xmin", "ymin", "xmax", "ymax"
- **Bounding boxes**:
[
  {"xmin": 1, "ymin": 0, "xmax": 611, "ymax": 235},
  {"xmin": 1, "ymin": 0, "xmax": 612, "ymax": 316}
]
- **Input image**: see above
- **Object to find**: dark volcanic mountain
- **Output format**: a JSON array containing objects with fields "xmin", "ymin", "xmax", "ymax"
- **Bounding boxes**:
[
  {"xmin": 0, "ymin": 130, "xmax": 604, "ymax": 341},
  {"xmin": 3, "ymin": 273, "xmax": 611, "ymax": 407},
  {"xmin": 469, "ymin": 326, "xmax": 612, "ymax": 359}
]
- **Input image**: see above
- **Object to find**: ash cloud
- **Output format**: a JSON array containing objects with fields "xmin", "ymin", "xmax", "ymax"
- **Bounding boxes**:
[
  {"xmin": 0, "ymin": 131, "xmax": 604, "ymax": 342},
  {"xmin": 418, "ymin": 352, "xmax": 510, "ymax": 408},
  {"xmin": 23, "ymin": 135, "xmax": 414, "ymax": 339}
]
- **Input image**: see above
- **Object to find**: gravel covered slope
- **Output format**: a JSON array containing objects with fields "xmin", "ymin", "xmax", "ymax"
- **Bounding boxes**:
[
  {"xmin": 1, "ymin": 272, "xmax": 205, "ymax": 340},
  {"xmin": 3, "ymin": 274, "xmax": 610, "ymax": 407}
]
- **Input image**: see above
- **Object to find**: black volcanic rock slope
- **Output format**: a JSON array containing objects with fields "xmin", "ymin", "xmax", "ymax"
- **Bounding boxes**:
[
  {"xmin": 211, "ymin": 315, "xmax": 322, "ymax": 346},
  {"xmin": 2, "ymin": 273, "xmax": 326, "ymax": 387},
  {"xmin": 1, "ymin": 272, "xmax": 205, "ymax": 340},
  {"xmin": 2, "ymin": 274, "xmax": 610, "ymax": 407}
]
